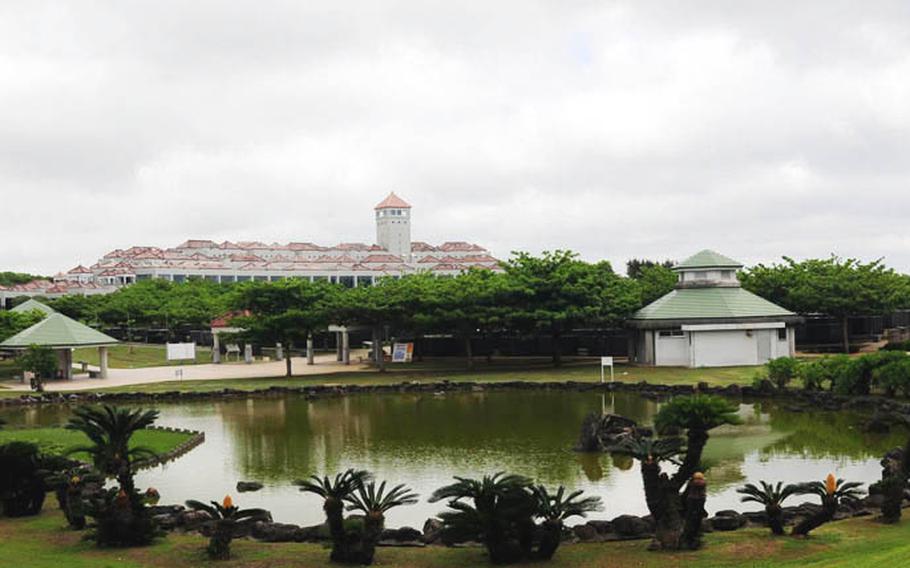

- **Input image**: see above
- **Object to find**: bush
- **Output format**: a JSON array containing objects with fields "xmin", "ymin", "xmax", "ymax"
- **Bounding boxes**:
[
  {"xmin": 0, "ymin": 442, "xmax": 47, "ymax": 517},
  {"xmin": 873, "ymin": 355, "xmax": 910, "ymax": 397},
  {"xmin": 882, "ymin": 341, "xmax": 910, "ymax": 352},
  {"xmin": 798, "ymin": 356, "xmax": 851, "ymax": 391},
  {"xmin": 765, "ymin": 357, "xmax": 800, "ymax": 389}
]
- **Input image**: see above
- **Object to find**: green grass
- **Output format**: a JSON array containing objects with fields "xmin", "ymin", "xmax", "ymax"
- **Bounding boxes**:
[
  {"xmin": 0, "ymin": 358, "xmax": 759, "ymax": 398},
  {"xmin": 72, "ymin": 344, "xmax": 214, "ymax": 369},
  {"xmin": 0, "ymin": 427, "xmax": 194, "ymax": 460},
  {"xmin": 0, "ymin": 501, "xmax": 908, "ymax": 567}
]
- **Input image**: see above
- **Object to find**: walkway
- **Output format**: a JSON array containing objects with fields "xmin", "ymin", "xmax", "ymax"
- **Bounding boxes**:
[{"xmin": 3, "ymin": 351, "xmax": 371, "ymax": 392}]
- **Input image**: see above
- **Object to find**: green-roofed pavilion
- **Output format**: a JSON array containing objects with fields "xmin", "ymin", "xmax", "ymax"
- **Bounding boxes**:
[
  {"xmin": 627, "ymin": 249, "xmax": 802, "ymax": 368},
  {"xmin": 10, "ymin": 299, "xmax": 56, "ymax": 315},
  {"xmin": 0, "ymin": 313, "xmax": 117, "ymax": 380}
]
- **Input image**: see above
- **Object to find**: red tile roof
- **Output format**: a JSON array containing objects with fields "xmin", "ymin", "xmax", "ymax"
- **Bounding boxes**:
[
  {"xmin": 67, "ymin": 265, "xmax": 93, "ymax": 274},
  {"xmin": 374, "ymin": 192, "xmax": 411, "ymax": 209}
]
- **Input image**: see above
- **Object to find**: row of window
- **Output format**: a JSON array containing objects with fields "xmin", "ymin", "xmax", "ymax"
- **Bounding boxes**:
[
  {"xmin": 658, "ymin": 328, "xmax": 788, "ymax": 340},
  {"xmin": 145, "ymin": 274, "xmax": 385, "ymax": 288},
  {"xmin": 376, "ymin": 209, "xmax": 408, "ymax": 217}
]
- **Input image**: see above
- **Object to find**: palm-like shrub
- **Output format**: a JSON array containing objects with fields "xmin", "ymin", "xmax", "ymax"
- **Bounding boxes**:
[
  {"xmin": 532, "ymin": 485, "xmax": 602, "ymax": 559},
  {"xmin": 66, "ymin": 405, "xmax": 160, "ymax": 494},
  {"xmin": 737, "ymin": 481, "xmax": 800, "ymax": 535},
  {"xmin": 66, "ymin": 405, "xmax": 161, "ymax": 547},
  {"xmin": 430, "ymin": 472, "xmax": 537, "ymax": 564},
  {"xmin": 0, "ymin": 441, "xmax": 47, "ymax": 517},
  {"xmin": 345, "ymin": 481, "xmax": 419, "ymax": 564},
  {"xmin": 296, "ymin": 469, "xmax": 371, "ymax": 564},
  {"xmin": 792, "ymin": 474, "xmax": 864, "ymax": 536},
  {"xmin": 44, "ymin": 467, "xmax": 104, "ymax": 529},
  {"xmin": 612, "ymin": 395, "xmax": 740, "ymax": 551},
  {"xmin": 186, "ymin": 496, "xmax": 271, "ymax": 560}
]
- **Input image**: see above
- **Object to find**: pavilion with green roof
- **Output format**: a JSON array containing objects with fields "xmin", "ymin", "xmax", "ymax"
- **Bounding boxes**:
[
  {"xmin": 627, "ymin": 250, "xmax": 802, "ymax": 368},
  {"xmin": 0, "ymin": 313, "xmax": 118, "ymax": 380},
  {"xmin": 10, "ymin": 299, "xmax": 57, "ymax": 315}
]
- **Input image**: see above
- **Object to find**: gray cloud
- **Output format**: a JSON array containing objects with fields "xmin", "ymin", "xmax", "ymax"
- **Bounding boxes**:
[{"xmin": 1, "ymin": 0, "xmax": 909, "ymax": 274}]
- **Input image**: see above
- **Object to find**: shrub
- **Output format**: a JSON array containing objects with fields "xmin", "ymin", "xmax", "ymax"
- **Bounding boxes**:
[
  {"xmin": 85, "ymin": 487, "xmax": 160, "ymax": 547},
  {"xmin": 0, "ymin": 442, "xmax": 47, "ymax": 517},
  {"xmin": 798, "ymin": 356, "xmax": 850, "ymax": 391},
  {"xmin": 765, "ymin": 357, "xmax": 800, "ymax": 389},
  {"xmin": 186, "ymin": 496, "xmax": 271, "ymax": 560},
  {"xmin": 873, "ymin": 355, "xmax": 910, "ymax": 397},
  {"xmin": 882, "ymin": 340, "xmax": 910, "ymax": 352}
]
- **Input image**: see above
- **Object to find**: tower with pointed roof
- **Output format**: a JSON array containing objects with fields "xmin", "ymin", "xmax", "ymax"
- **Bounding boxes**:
[
  {"xmin": 627, "ymin": 249, "xmax": 802, "ymax": 367},
  {"xmin": 375, "ymin": 192, "xmax": 412, "ymax": 260}
]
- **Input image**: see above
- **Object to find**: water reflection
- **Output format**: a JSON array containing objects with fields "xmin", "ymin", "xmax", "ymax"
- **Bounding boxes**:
[{"xmin": 0, "ymin": 391, "xmax": 902, "ymax": 527}]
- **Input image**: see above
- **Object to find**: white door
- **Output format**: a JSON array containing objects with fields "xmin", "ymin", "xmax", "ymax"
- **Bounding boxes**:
[{"xmin": 757, "ymin": 330, "xmax": 773, "ymax": 363}]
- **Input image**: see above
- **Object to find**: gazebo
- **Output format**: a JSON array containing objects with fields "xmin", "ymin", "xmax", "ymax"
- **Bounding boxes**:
[
  {"xmin": 10, "ymin": 299, "xmax": 57, "ymax": 315},
  {"xmin": 0, "ymin": 313, "xmax": 119, "ymax": 380}
]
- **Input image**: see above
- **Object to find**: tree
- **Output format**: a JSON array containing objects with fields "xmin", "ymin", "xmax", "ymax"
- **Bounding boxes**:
[
  {"xmin": 345, "ymin": 481, "xmax": 419, "ymax": 564},
  {"xmin": 531, "ymin": 485, "xmax": 602, "ymax": 559},
  {"xmin": 791, "ymin": 474, "xmax": 863, "ymax": 536},
  {"xmin": 500, "ymin": 251, "xmax": 640, "ymax": 366},
  {"xmin": 232, "ymin": 278, "xmax": 338, "ymax": 377},
  {"xmin": 295, "ymin": 469, "xmax": 372, "ymax": 564},
  {"xmin": 0, "ymin": 441, "xmax": 47, "ymax": 517},
  {"xmin": 0, "ymin": 272, "xmax": 48, "ymax": 287},
  {"xmin": 626, "ymin": 259, "xmax": 675, "ymax": 279},
  {"xmin": 185, "ymin": 496, "xmax": 271, "ymax": 560},
  {"xmin": 430, "ymin": 472, "xmax": 537, "ymax": 564},
  {"xmin": 16, "ymin": 344, "xmax": 58, "ymax": 392},
  {"xmin": 737, "ymin": 481, "xmax": 800, "ymax": 535},
  {"xmin": 430, "ymin": 270, "xmax": 507, "ymax": 369},
  {"xmin": 741, "ymin": 256, "xmax": 910, "ymax": 353},
  {"xmin": 611, "ymin": 395, "xmax": 741, "ymax": 550},
  {"xmin": 66, "ymin": 406, "xmax": 159, "ymax": 496},
  {"xmin": 0, "ymin": 310, "xmax": 45, "ymax": 342},
  {"xmin": 635, "ymin": 264, "xmax": 678, "ymax": 306}
]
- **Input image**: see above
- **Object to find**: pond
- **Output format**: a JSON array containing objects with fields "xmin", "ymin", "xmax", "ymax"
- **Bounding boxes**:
[{"xmin": 1, "ymin": 390, "xmax": 903, "ymax": 528}]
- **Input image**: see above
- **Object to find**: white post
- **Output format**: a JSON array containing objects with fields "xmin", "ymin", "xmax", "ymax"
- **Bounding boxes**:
[
  {"xmin": 336, "ymin": 332, "xmax": 343, "ymax": 361},
  {"xmin": 98, "ymin": 346, "xmax": 109, "ymax": 379},
  {"xmin": 306, "ymin": 335, "xmax": 315, "ymax": 365},
  {"xmin": 212, "ymin": 332, "xmax": 221, "ymax": 364},
  {"xmin": 244, "ymin": 344, "xmax": 253, "ymax": 364},
  {"xmin": 342, "ymin": 330, "xmax": 350, "ymax": 365}
]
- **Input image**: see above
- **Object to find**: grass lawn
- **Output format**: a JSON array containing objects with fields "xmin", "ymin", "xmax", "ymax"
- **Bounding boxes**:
[
  {"xmin": 0, "ymin": 359, "xmax": 759, "ymax": 398},
  {"xmin": 0, "ymin": 427, "xmax": 194, "ymax": 460},
  {"xmin": 0, "ymin": 501, "xmax": 907, "ymax": 567},
  {"xmin": 72, "ymin": 344, "xmax": 214, "ymax": 369}
]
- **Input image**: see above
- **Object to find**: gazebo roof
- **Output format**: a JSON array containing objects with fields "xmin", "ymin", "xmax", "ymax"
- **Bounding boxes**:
[
  {"xmin": 0, "ymin": 313, "xmax": 118, "ymax": 349},
  {"xmin": 674, "ymin": 250, "xmax": 743, "ymax": 271},
  {"xmin": 10, "ymin": 299, "xmax": 56, "ymax": 315},
  {"xmin": 629, "ymin": 287, "xmax": 797, "ymax": 327}
]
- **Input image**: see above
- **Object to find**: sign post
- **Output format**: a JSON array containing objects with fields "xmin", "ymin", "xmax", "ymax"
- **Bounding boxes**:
[{"xmin": 600, "ymin": 356, "xmax": 614, "ymax": 383}]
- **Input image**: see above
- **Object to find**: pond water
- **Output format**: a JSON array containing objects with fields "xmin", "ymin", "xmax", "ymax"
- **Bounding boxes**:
[{"xmin": 1, "ymin": 391, "xmax": 904, "ymax": 528}]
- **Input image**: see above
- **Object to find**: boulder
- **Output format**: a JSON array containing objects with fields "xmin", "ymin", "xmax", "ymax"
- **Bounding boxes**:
[
  {"xmin": 422, "ymin": 518, "xmax": 444, "ymax": 544},
  {"xmin": 179, "ymin": 509, "xmax": 212, "ymax": 530},
  {"xmin": 572, "ymin": 524, "xmax": 597, "ymax": 541},
  {"xmin": 381, "ymin": 527, "xmax": 423, "ymax": 542},
  {"xmin": 252, "ymin": 522, "xmax": 304, "ymax": 542},
  {"xmin": 611, "ymin": 515, "xmax": 652, "ymax": 538},
  {"xmin": 237, "ymin": 481, "xmax": 264, "ymax": 493},
  {"xmin": 710, "ymin": 511, "xmax": 746, "ymax": 531},
  {"xmin": 586, "ymin": 520, "xmax": 613, "ymax": 535}
]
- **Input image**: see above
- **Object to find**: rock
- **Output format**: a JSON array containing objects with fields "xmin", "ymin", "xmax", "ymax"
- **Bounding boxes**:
[
  {"xmin": 710, "ymin": 511, "xmax": 746, "ymax": 531},
  {"xmin": 611, "ymin": 515, "xmax": 652, "ymax": 538},
  {"xmin": 572, "ymin": 524, "xmax": 598, "ymax": 541},
  {"xmin": 381, "ymin": 527, "xmax": 423, "ymax": 542},
  {"xmin": 252, "ymin": 522, "xmax": 304, "ymax": 542},
  {"xmin": 180, "ymin": 509, "xmax": 211, "ymax": 530},
  {"xmin": 422, "ymin": 518, "xmax": 444, "ymax": 544},
  {"xmin": 236, "ymin": 481, "xmax": 264, "ymax": 492},
  {"xmin": 586, "ymin": 520, "xmax": 613, "ymax": 535},
  {"xmin": 742, "ymin": 511, "xmax": 768, "ymax": 525}
]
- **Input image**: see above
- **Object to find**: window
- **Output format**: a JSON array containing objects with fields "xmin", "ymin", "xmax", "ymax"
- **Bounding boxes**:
[
  {"xmin": 339, "ymin": 276, "xmax": 355, "ymax": 288},
  {"xmin": 659, "ymin": 330, "xmax": 684, "ymax": 338},
  {"xmin": 778, "ymin": 328, "xmax": 787, "ymax": 341}
]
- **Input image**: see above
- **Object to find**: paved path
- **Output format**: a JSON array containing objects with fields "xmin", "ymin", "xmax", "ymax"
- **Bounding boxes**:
[{"xmin": 3, "ymin": 351, "xmax": 372, "ymax": 392}]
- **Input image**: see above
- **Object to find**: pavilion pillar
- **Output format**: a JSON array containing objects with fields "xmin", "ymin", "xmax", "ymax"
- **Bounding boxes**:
[
  {"xmin": 212, "ymin": 332, "xmax": 221, "ymax": 364},
  {"xmin": 276, "ymin": 342, "xmax": 284, "ymax": 361},
  {"xmin": 306, "ymin": 335, "xmax": 315, "ymax": 365},
  {"xmin": 336, "ymin": 332, "xmax": 343, "ymax": 361},
  {"xmin": 342, "ymin": 329, "xmax": 350, "ymax": 365},
  {"xmin": 244, "ymin": 344, "xmax": 253, "ymax": 364},
  {"xmin": 98, "ymin": 346, "xmax": 109, "ymax": 379},
  {"xmin": 64, "ymin": 349, "xmax": 73, "ymax": 380}
]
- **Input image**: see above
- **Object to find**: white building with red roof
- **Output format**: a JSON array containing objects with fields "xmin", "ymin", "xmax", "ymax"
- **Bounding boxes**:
[{"xmin": 15, "ymin": 194, "xmax": 500, "ymax": 300}]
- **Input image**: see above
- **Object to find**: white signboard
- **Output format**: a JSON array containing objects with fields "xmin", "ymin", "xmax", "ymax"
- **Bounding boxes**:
[
  {"xmin": 166, "ymin": 342, "xmax": 196, "ymax": 361},
  {"xmin": 391, "ymin": 342, "xmax": 414, "ymax": 363},
  {"xmin": 600, "ymin": 356, "xmax": 614, "ymax": 383}
]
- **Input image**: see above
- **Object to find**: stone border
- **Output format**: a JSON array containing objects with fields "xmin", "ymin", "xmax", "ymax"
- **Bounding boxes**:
[
  {"xmin": 135, "ymin": 425, "xmax": 206, "ymax": 470},
  {"xmin": 3, "ymin": 380, "xmax": 910, "ymax": 418}
]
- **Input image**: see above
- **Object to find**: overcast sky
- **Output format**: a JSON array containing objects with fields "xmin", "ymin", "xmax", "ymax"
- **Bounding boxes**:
[{"xmin": 2, "ymin": 1, "xmax": 910, "ymax": 276}]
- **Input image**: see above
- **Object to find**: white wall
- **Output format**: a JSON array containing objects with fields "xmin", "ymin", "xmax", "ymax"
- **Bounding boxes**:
[
  {"xmin": 692, "ymin": 330, "xmax": 758, "ymax": 367},
  {"xmin": 655, "ymin": 333, "xmax": 689, "ymax": 366}
]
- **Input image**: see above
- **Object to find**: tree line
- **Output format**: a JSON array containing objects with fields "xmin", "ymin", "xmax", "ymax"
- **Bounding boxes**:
[{"xmin": 4, "ymin": 252, "xmax": 909, "ymax": 364}]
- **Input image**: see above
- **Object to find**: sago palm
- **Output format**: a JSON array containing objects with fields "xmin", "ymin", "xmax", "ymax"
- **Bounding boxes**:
[
  {"xmin": 186, "ymin": 496, "xmax": 271, "ymax": 560},
  {"xmin": 737, "ymin": 481, "xmax": 800, "ymax": 535},
  {"xmin": 344, "ymin": 480, "xmax": 419, "ymax": 564},
  {"xmin": 295, "ymin": 469, "xmax": 371, "ymax": 563},
  {"xmin": 66, "ymin": 405, "xmax": 159, "ymax": 495},
  {"xmin": 792, "ymin": 474, "xmax": 864, "ymax": 536},
  {"xmin": 430, "ymin": 472, "xmax": 536, "ymax": 565},
  {"xmin": 532, "ymin": 485, "xmax": 602, "ymax": 559}
]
